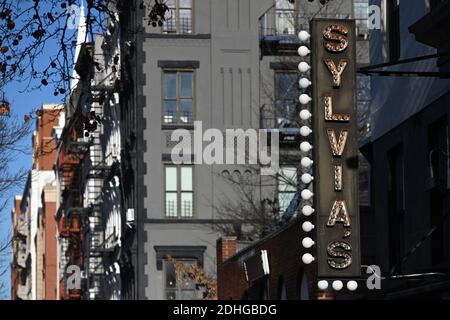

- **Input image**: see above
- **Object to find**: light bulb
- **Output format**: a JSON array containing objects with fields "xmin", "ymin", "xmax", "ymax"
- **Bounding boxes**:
[
  {"xmin": 302, "ymin": 253, "xmax": 315, "ymax": 264},
  {"xmin": 332, "ymin": 280, "xmax": 344, "ymax": 291},
  {"xmin": 300, "ymin": 141, "xmax": 313, "ymax": 152},
  {"xmin": 301, "ymin": 157, "xmax": 313, "ymax": 168},
  {"xmin": 301, "ymin": 189, "xmax": 314, "ymax": 200},
  {"xmin": 299, "ymin": 109, "xmax": 312, "ymax": 120},
  {"xmin": 298, "ymin": 62, "xmax": 311, "ymax": 73},
  {"xmin": 302, "ymin": 221, "xmax": 315, "ymax": 232},
  {"xmin": 301, "ymin": 173, "xmax": 314, "ymax": 184},
  {"xmin": 302, "ymin": 205, "xmax": 315, "ymax": 216},
  {"xmin": 302, "ymin": 237, "xmax": 315, "ymax": 249},
  {"xmin": 298, "ymin": 46, "xmax": 310, "ymax": 57},
  {"xmin": 347, "ymin": 281, "xmax": 358, "ymax": 291},
  {"xmin": 318, "ymin": 280, "xmax": 329, "ymax": 290},
  {"xmin": 299, "ymin": 78, "xmax": 312, "ymax": 89},
  {"xmin": 299, "ymin": 94, "xmax": 312, "ymax": 105},
  {"xmin": 298, "ymin": 30, "xmax": 311, "ymax": 42},
  {"xmin": 300, "ymin": 126, "xmax": 312, "ymax": 137}
]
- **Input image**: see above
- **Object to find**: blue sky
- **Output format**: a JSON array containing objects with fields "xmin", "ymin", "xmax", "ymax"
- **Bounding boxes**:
[
  {"xmin": 0, "ymin": 0, "xmax": 89, "ymax": 299},
  {"xmin": 0, "ymin": 63, "xmax": 61, "ymax": 300},
  {"xmin": 0, "ymin": 22, "xmax": 67, "ymax": 301}
]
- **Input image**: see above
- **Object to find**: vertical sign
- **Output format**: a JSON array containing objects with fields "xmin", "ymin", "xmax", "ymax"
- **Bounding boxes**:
[{"xmin": 310, "ymin": 19, "xmax": 360, "ymax": 278}]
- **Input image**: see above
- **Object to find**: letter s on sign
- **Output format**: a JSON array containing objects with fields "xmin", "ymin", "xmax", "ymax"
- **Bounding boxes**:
[{"xmin": 323, "ymin": 24, "xmax": 349, "ymax": 53}]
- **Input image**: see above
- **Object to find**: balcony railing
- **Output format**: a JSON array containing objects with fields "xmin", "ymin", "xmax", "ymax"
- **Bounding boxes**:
[{"xmin": 163, "ymin": 17, "xmax": 192, "ymax": 34}]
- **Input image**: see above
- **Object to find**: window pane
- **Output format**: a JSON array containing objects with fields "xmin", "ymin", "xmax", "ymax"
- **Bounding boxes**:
[
  {"xmin": 179, "ymin": 0, "xmax": 192, "ymax": 8},
  {"xmin": 180, "ymin": 277, "xmax": 195, "ymax": 290},
  {"xmin": 179, "ymin": 9, "xmax": 192, "ymax": 34},
  {"xmin": 180, "ymin": 100, "xmax": 193, "ymax": 124},
  {"xmin": 276, "ymin": 73, "xmax": 298, "ymax": 100},
  {"xmin": 276, "ymin": 12, "xmax": 295, "ymax": 35},
  {"xmin": 180, "ymin": 73, "xmax": 193, "ymax": 97},
  {"xmin": 165, "ymin": 262, "xmax": 177, "ymax": 289},
  {"xmin": 166, "ymin": 0, "xmax": 176, "ymax": 8},
  {"xmin": 181, "ymin": 193, "xmax": 193, "ymax": 217},
  {"xmin": 165, "ymin": 193, "xmax": 178, "ymax": 217},
  {"xmin": 166, "ymin": 167, "xmax": 178, "ymax": 191},
  {"xmin": 279, "ymin": 167, "xmax": 297, "ymax": 191},
  {"xmin": 164, "ymin": 100, "xmax": 177, "ymax": 124},
  {"xmin": 180, "ymin": 290, "xmax": 196, "ymax": 300},
  {"xmin": 164, "ymin": 73, "xmax": 177, "ymax": 99},
  {"xmin": 181, "ymin": 167, "xmax": 193, "ymax": 191},
  {"xmin": 279, "ymin": 192, "xmax": 295, "ymax": 213},
  {"xmin": 276, "ymin": 100, "xmax": 298, "ymax": 128}
]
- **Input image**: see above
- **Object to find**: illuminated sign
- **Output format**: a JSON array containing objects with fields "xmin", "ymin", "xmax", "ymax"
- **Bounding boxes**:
[{"xmin": 310, "ymin": 19, "xmax": 361, "ymax": 278}]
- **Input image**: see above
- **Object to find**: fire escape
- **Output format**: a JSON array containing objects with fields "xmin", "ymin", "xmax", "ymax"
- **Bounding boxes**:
[{"xmin": 56, "ymin": 112, "xmax": 90, "ymax": 300}]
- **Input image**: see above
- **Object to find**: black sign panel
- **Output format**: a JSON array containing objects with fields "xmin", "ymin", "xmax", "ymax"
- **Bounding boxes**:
[{"xmin": 310, "ymin": 19, "xmax": 361, "ymax": 278}]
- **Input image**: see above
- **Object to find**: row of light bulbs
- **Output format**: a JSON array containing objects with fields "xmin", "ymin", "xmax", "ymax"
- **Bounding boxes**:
[
  {"xmin": 318, "ymin": 280, "xmax": 359, "ymax": 292},
  {"xmin": 297, "ymin": 30, "xmax": 316, "ymax": 267},
  {"xmin": 297, "ymin": 30, "xmax": 358, "ymax": 293}
]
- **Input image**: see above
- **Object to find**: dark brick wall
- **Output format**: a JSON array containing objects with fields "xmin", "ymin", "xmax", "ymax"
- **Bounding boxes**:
[{"xmin": 217, "ymin": 219, "xmax": 316, "ymax": 300}]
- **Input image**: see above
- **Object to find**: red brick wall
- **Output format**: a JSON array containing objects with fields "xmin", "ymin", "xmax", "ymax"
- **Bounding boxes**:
[
  {"xmin": 34, "ymin": 107, "xmax": 61, "ymax": 171},
  {"xmin": 217, "ymin": 219, "xmax": 317, "ymax": 300}
]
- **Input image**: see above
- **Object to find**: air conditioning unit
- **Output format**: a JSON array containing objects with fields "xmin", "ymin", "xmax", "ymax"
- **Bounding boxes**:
[{"xmin": 126, "ymin": 209, "xmax": 135, "ymax": 223}]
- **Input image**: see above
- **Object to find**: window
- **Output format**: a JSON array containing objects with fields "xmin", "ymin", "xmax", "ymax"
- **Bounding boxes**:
[
  {"xmin": 164, "ymin": 259, "xmax": 197, "ymax": 300},
  {"xmin": 386, "ymin": 0, "xmax": 400, "ymax": 61},
  {"xmin": 428, "ymin": 119, "xmax": 449, "ymax": 264},
  {"xmin": 354, "ymin": 1, "xmax": 369, "ymax": 38},
  {"xmin": 275, "ymin": 0, "xmax": 296, "ymax": 35},
  {"xmin": 428, "ymin": 119, "xmax": 449, "ymax": 189},
  {"xmin": 163, "ymin": 0, "xmax": 193, "ymax": 34},
  {"xmin": 275, "ymin": 72, "xmax": 299, "ymax": 128},
  {"xmin": 278, "ymin": 167, "xmax": 297, "ymax": 215},
  {"xmin": 165, "ymin": 165, "xmax": 194, "ymax": 218},
  {"xmin": 163, "ymin": 71, "xmax": 194, "ymax": 125},
  {"xmin": 387, "ymin": 145, "xmax": 405, "ymax": 271}
]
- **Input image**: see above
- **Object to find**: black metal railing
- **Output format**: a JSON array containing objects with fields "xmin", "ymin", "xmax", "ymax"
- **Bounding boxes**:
[{"xmin": 163, "ymin": 17, "xmax": 192, "ymax": 34}]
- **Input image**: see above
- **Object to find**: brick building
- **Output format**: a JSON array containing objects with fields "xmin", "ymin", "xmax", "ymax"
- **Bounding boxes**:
[
  {"xmin": 11, "ymin": 104, "xmax": 63, "ymax": 300},
  {"xmin": 217, "ymin": 219, "xmax": 316, "ymax": 300}
]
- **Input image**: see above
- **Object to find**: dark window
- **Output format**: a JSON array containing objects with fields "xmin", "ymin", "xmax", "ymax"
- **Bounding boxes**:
[
  {"xmin": 387, "ymin": 144, "xmax": 405, "ymax": 272},
  {"xmin": 386, "ymin": 0, "xmax": 401, "ymax": 61},
  {"xmin": 274, "ymin": 71, "xmax": 299, "ymax": 128},
  {"xmin": 428, "ymin": 118, "xmax": 449, "ymax": 264},
  {"xmin": 247, "ymin": 278, "xmax": 269, "ymax": 300}
]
